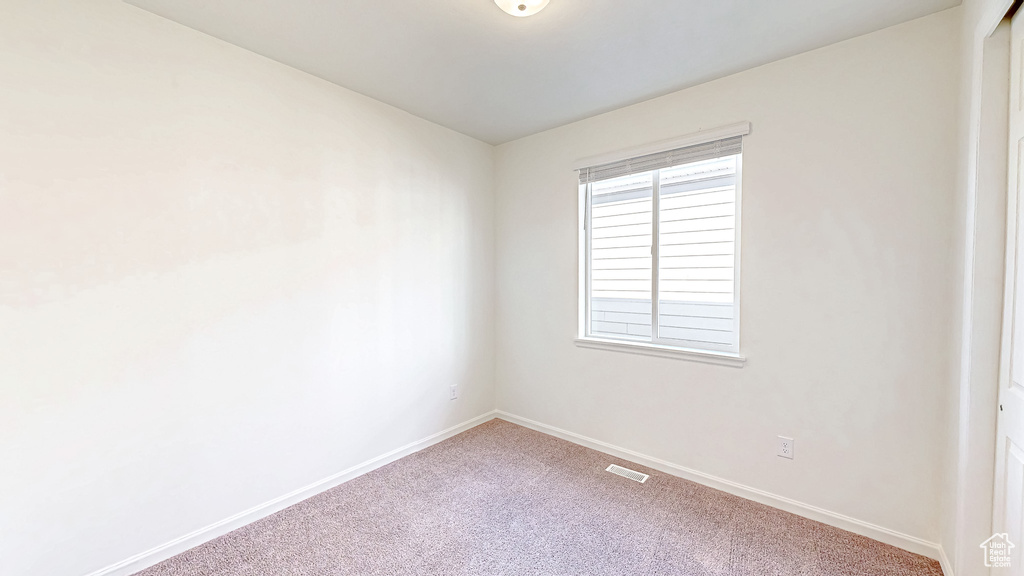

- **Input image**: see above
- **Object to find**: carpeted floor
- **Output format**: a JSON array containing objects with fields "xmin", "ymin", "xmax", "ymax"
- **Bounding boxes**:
[{"xmin": 137, "ymin": 419, "xmax": 943, "ymax": 576}]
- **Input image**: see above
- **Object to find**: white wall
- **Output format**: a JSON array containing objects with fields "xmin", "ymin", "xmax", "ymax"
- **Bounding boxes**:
[
  {"xmin": 494, "ymin": 8, "xmax": 960, "ymax": 546},
  {"xmin": 0, "ymin": 1, "xmax": 495, "ymax": 575}
]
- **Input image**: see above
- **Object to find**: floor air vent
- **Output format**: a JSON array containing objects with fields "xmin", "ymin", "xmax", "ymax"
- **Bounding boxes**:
[{"xmin": 606, "ymin": 464, "xmax": 649, "ymax": 483}]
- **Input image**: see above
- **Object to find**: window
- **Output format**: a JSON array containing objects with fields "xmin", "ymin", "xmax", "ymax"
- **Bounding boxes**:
[{"xmin": 576, "ymin": 124, "xmax": 747, "ymax": 364}]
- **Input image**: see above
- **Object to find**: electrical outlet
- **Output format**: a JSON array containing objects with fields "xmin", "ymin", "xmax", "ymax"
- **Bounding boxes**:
[
  {"xmin": 449, "ymin": 385, "xmax": 459, "ymax": 400},
  {"xmin": 777, "ymin": 436, "xmax": 794, "ymax": 459}
]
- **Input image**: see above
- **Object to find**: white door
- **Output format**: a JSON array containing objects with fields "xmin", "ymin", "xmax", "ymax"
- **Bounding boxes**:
[{"xmin": 995, "ymin": 11, "xmax": 1024, "ymax": 575}]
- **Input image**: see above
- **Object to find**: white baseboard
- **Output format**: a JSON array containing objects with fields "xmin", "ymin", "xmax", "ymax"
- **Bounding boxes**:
[
  {"xmin": 495, "ymin": 410, "xmax": 944, "ymax": 562},
  {"xmin": 83, "ymin": 410, "xmax": 499, "ymax": 576},
  {"xmin": 938, "ymin": 545, "xmax": 955, "ymax": 576}
]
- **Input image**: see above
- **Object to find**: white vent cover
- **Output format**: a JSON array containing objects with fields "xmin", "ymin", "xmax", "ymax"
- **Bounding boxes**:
[{"xmin": 606, "ymin": 464, "xmax": 649, "ymax": 483}]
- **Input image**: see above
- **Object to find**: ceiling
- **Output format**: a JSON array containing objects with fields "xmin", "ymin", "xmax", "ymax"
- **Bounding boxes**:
[{"xmin": 126, "ymin": 0, "xmax": 960, "ymax": 145}]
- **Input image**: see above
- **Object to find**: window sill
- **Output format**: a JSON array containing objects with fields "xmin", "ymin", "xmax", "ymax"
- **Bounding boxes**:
[{"xmin": 574, "ymin": 337, "xmax": 746, "ymax": 368}]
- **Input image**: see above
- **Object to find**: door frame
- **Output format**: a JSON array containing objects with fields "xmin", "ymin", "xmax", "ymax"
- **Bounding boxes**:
[{"xmin": 957, "ymin": 2, "xmax": 1016, "ymax": 575}]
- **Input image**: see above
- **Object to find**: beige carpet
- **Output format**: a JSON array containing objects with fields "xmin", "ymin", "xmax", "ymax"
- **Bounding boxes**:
[{"xmin": 137, "ymin": 419, "xmax": 943, "ymax": 575}]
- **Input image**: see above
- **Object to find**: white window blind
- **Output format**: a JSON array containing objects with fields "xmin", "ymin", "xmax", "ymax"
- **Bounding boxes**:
[
  {"xmin": 581, "ymin": 132, "xmax": 744, "ymax": 355},
  {"xmin": 579, "ymin": 136, "xmax": 742, "ymax": 185}
]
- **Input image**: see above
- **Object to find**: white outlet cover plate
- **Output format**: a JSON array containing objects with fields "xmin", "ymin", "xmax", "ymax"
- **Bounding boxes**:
[{"xmin": 777, "ymin": 436, "xmax": 794, "ymax": 459}]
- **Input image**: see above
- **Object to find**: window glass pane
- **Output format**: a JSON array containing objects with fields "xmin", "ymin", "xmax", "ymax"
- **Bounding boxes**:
[
  {"xmin": 590, "ymin": 171, "xmax": 653, "ymax": 341},
  {"xmin": 657, "ymin": 155, "xmax": 738, "ymax": 350}
]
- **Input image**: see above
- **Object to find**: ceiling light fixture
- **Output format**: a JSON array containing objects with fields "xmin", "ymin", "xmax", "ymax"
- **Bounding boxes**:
[{"xmin": 494, "ymin": 0, "xmax": 549, "ymax": 17}]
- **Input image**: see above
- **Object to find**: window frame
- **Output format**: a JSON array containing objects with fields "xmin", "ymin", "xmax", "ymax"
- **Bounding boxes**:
[{"xmin": 574, "ymin": 123, "xmax": 749, "ymax": 367}]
